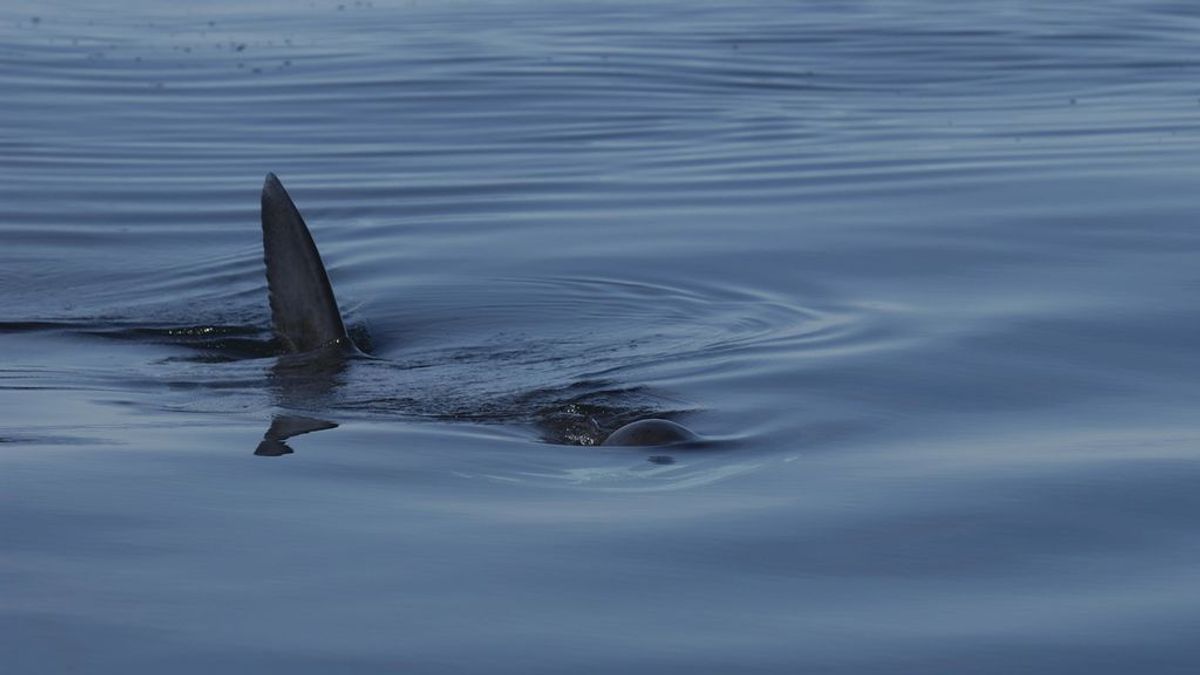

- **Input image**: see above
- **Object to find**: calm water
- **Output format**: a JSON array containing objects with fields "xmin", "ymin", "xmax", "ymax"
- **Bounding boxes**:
[{"xmin": 4, "ymin": 1, "xmax": 1200, "ymax": 672}]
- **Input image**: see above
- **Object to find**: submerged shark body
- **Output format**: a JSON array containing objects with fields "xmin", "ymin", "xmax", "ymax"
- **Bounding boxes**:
[
  {"xmin": 259, "ymin": 173, "xmax": 698, "ymax": 448},
  {"xmin": 600, "ymin": 418, "xmax": 698, "ymax": 447}
]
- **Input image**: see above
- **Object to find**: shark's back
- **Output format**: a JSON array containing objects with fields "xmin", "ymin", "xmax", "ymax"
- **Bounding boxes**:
[{"xmin": 261, "ymin": 173, "xmax": 348, "ymax": 353}]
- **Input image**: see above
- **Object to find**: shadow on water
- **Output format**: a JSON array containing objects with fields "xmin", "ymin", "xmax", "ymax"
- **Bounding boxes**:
[{"xmin": 266, "ymin": 346, "xmax": 352, "ymax": 407}]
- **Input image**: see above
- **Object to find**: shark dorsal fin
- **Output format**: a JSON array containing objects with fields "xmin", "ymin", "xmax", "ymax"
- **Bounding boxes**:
[{"xmin": 261, "ymin": 173, "xmax": 349, "ymax": 353}]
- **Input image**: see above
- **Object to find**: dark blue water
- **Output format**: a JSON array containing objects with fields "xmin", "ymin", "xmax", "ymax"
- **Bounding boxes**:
[{"xmin": 4, "ymin": 1, "xmax": 1200, "ymax": 672}]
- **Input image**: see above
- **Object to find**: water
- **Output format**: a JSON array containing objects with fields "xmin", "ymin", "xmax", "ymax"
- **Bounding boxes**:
[{"xmin": 4, "ymin": 1, "xmax": 1200, "ymax": 672}]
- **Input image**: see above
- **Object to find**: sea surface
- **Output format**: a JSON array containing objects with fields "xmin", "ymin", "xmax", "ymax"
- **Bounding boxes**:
[{"xmin": 4, "ymin": 1, "xmax": 1200, "ymax": 672}]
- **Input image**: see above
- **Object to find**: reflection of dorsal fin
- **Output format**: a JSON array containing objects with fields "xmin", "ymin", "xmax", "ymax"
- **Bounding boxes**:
[
  {"xmin": 254, "ymin": 415, "xmax": 340, "ymax": 457},
  {"xmin": 261, "ymin": 173, "xmax": 348, "ymax": 353}
]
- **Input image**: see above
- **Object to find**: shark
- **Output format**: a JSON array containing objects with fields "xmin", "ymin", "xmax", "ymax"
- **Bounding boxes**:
[{"xmin": 259, "ymin": 173, "xmax": 699, "ymax": 448}]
